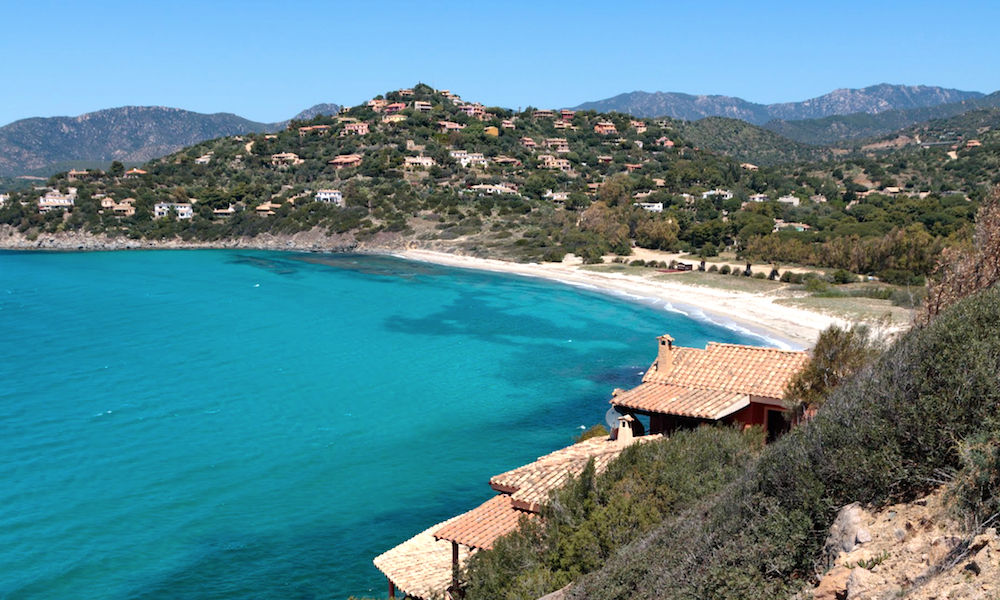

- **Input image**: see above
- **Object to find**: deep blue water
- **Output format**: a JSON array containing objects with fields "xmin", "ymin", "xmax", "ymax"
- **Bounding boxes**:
[{"xmin": 0, "ymin": 250, "xmax": 761, "ymax": 599}]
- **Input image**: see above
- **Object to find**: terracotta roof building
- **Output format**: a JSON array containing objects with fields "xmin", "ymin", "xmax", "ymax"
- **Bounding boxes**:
[
  {"xmin": 374, "ymin": 420, "xmax": 653, "ymax": 599},
  {"xmin": 612, "ymin": 334, "xmax": 809, "ymax": 440}
]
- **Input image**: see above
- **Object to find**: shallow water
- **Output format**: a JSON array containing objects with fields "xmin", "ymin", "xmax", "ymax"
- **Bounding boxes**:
[{"xmin": 0, "ymin": 250, "xmax": 760, "ymax": 599}]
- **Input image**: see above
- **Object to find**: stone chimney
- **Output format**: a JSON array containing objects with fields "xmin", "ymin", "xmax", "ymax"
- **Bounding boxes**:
[
  {"xmin": 615, "ymin": 414, "xmax": 640, "ymax": 446},
  {"xmin": 656, "ymin": 334, "xmax": 675, "ymax": 373}
]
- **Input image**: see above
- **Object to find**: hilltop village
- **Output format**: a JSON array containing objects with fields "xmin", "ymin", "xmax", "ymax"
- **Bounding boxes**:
[{"xmin": 0, "ymin": 83, "xmax": 992, "ymax": 286}]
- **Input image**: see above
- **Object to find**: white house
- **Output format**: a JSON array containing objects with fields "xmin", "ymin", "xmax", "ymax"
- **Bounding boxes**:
[
  {"xmin": 634, "ymin": 202, "xmax": 664, "ymax": 213},
  {"xmin": 466, "ymin": 184, "xmax": 519, "ymax": 196},
  {"xmin": 0, "ymin": 193, "xmax": 9, "ymax": 206},
  {"xmin": 776, "ymin": 194, "xmax": 801, "ymax": 206},
  {"xmin": 747, "ymin": 193, "xmax": 770, "ymax": 203},
  {"xmin": 449, "ymin": 150, "xmax": 488, "ymax": 168},
  {"xmin": 404, "ymin": 156, "xmax": 436, "ymax": 169},
  {"xmin": 37, "ymin": 188, "xmax": 77, "ymax": 213},
  {"xmin": 154, "ymin": 202, "xmax": 194, "ymax": 220},
  {"xmin": 315, "ymin": 189, "xmax": 344, "ymax": 206},
  {"xmin": 701, "ymin": 189, "xmax": 734, "ymax": 201}
]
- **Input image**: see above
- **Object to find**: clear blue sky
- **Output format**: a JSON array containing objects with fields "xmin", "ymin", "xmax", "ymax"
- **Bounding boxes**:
[{"xmin": 1, "ymin": 0, "xmax": 997, "ymax": 126}]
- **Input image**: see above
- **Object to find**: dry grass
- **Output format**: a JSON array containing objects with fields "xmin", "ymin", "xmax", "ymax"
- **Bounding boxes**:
[{"xmin": 776, "ymin": 296, "xmax": 914, "ymax": 325}]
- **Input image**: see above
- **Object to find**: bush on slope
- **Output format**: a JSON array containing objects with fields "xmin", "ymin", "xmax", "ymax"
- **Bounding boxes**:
[
  {"xmin": 462, "ymin": 426, "xmax": 764, "ymax": 600},
  {"xmin": 569, "ymin": 285, "xmax": 1000, "ymax": 600}
]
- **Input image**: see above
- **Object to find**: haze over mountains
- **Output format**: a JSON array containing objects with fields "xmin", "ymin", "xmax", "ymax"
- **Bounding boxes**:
[{"xmin": 573, "ymin": 84, "xmax": 984, "ymax": 124}]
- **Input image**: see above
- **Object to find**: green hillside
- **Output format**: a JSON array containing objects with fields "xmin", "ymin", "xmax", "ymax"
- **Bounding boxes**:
[
  {"xmin": 672, "ymin": 116, "xmax": 829, "ymax": 166},
  {"xmin": 2, "ymin": 84, "xmax": 995, "ymax": 284}
]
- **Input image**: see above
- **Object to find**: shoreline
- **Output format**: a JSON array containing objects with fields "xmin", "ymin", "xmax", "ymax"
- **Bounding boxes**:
[
  {"xmin": 0, "ymin": 227, "xmax": 842, "ymax": 349},
  {"xmin": 396, "ymin": 249, "xmax": 847, "ymax": 350}
]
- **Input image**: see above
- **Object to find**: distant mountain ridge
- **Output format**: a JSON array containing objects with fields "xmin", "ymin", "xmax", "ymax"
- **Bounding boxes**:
[
  {"xmin": 763, "ymin": 91, "xmax": 1000, "ymax": 145},
  {"xmin": 0, "ymin": 103, "xmax": 339, "ymax": 176},
  {"xmin": 573, "ymin": 84, "xmax": 984, "ymax": 125},
  {"xmin": 292, "ymin": 103, "xmax": 342, "ymax": 121}
]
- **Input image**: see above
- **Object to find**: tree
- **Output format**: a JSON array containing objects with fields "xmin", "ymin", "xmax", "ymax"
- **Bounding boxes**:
[
  {"xmin": 635, "ymin": 218, "xmax": 680, "ymax": 251},
  {"xmin": 783, "ymin": 324, "xmax": 883, "ymax": 420},
  {"xmin": 109, "ymin": 161, "xmax": 125, "ymax": 177},
  {"xmin": 597, "ymin": 173, "xmax": 632, "ymax": 207}
]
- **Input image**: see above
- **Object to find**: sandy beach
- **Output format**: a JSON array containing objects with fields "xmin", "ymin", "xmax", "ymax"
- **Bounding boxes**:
[{"xmin": 399, "ymin": 249, "xmax": 850, "ymax": 350}]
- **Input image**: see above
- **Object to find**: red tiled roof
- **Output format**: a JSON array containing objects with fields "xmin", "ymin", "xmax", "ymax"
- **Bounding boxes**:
[
  {"xmin": 611, "ymin": 382, "xmax": 747, "ymax": 420},
  {"xmin": 433, "ymin": 495, "xmax": 534, "ymax": 550},
  {"xmin": 642, "ymin": 343, "xmax": 809, "ymax": 399},
  {"xmin": 489, "ymin": 436, "xmax": 657, "ymax": 511},
  {"xmin": 373, "ymin": 514, "xmax": 473, "ymax": 600}
]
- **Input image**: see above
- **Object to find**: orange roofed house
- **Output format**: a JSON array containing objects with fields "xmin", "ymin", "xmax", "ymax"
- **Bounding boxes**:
[
  {"xmin": 374, "ymin": 415, "xmax": 654, "ymax": 599},
  {"xmin": 611, "ymin": 334, "xmax": 809, "ymax": 441}
]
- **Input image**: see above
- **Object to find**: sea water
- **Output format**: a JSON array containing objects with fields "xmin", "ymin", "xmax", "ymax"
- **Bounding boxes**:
[{"xmin": 0, "ymin": 250, "xmax": 762, "ymax": 599}]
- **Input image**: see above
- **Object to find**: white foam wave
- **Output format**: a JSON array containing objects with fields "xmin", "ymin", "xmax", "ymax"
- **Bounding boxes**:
[{"xmin": 553, "ymin": 278, "xmax": 601, "ymax": 291}]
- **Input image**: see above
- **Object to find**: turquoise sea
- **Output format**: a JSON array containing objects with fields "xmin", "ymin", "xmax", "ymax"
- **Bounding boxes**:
[{"xmin": 0, "ymin": 250, "xmax": 764, "ymax": 599}]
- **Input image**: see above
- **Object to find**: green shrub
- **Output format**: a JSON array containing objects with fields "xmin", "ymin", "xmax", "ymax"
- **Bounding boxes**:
[
  {"xmin": 574, "ymin": 424, "xmax": 610, "ymax": 443},
  {"xmin": 804, "ymin": 277, "xmax": 829, "ymax": 293},
  {"xmin": 879, "ymin": 269, "xmax": 925, "ymax": 287},
  {"xmin": 708, "ymin": 265, "xmax": 719, "ymax": 273},
  {"xmin": 567, "ymin": 286, "xmax": 1000, "ymax": 600},
  {"xmin": 719, "ymin": 265, "xmax": 731, "ymax": 275},
  {"xmin": 831, "ymin": 269, "xmax": 858, "ymax": 284},
  {"xmin": 951, "ymin": 429, "xmax": 1000, "ymax": 530},
  {"xmin": 463, "ymin": 427, "xmax": 764, "ymax": 600}
]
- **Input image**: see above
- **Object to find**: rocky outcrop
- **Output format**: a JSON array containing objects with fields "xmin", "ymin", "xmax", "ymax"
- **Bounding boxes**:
[
  {"xmin": 811, "ymin": 490, "xmax": 1000, "ymax": 600},
  {"xmin": 0, "ymin": 225, "xmax": 362, "ymax": 253}
]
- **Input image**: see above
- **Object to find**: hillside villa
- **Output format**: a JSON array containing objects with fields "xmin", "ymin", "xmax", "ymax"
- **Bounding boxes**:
[
  {"xmin": 449, "ymin": 150, "xmax": 487, "ymax": 168},
  {"xmin": 328, "ymin": 154, "xmax": 363, "ymax": 169},
  {"xmin": 37, "ymin": 188, "xmax": 77, "ymax": 213},
  {"xmin": 315, "ymin": 189, "xmax": 344, "ymax": 206},
  {"xmin": 544, "ymin": 138, "xmax": 570, "ymax": 153},
  {"xmin": 465, "ymin": 183, "xmax": 519, "ymax": 196},
  {"xmin": 153, "ymin": 202, "xmax": 193, "ymax": 220},
  {"xmin": 383, "ymin": 102, "xmax": 406, "ymax": 115},
  {"xmin": 271, "ymin": 152, "xmax": 303, "ymax": 167},
  {"xmin": 404, "ymin": 156, "xmax": 436, "ymax": 169},
  {"xmin": 594, "ymin": 121, "xmax": 618, "ymax": 135},
  {"xmin": 702, "ymin": 189, "xmax": 734, "ymax": 200},
  {"xmin": 610, "ymin": 334, "xmax": 809, "ymax": 441},
  {"xmin": 298, "ymin": 125, "xmax": 331, "ymax": 136},
  {"xmin": 100, "ymin": 196, "xmax": 136, "ymax": 217},
  {"xmin": 342, "ymin": 122, "xmax": 370, "ymax": 136}
]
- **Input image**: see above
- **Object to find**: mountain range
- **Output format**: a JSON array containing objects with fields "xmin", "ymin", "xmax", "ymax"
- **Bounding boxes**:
[
  {"xmin": 0, "ymin": 103, "xmax": 340, "ymax": 177},
  {"xmin": 572, "ymin": 84, "xmax": 984, "ymax": 124}
]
